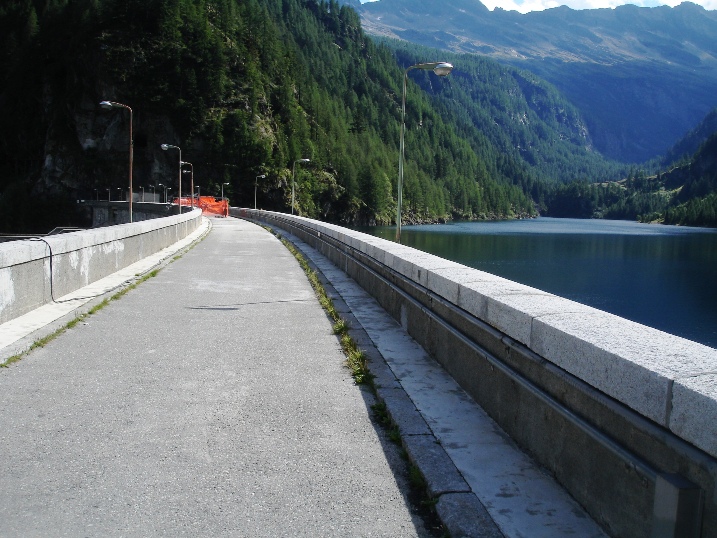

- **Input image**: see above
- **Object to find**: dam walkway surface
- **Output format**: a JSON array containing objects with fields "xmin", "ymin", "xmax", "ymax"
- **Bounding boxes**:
[{"xmin": 0, "ymin": 217, "xmax": 605, "ymax": 537}]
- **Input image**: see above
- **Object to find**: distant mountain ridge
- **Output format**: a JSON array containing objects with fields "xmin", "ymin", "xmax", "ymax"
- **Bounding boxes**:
[{"xmin": 350, "ymin": 0, "xmax": 717, "ymax": 162}]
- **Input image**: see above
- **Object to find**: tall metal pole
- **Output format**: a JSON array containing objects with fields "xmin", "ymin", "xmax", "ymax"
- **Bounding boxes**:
[
  {"xmin": 395, "ymin": 62, "xmax": 453, "ymax": 242},
  {"xmin": 99, "ymin": 101, "xmax": 134, "ymax": 222},
  {"xmin": 255, "ymin": 174, "xmax": 266, "ymax": 210},
  {"xmin": 397, "ymin": 70, "xmax": 408, "ymax": 243},
  {"xmin": 182, "ymin": 162, "xmax": 194, "ymax": 208},
  {"xmin": 161, "ymin": 144, "xmax": 182, "ymax": 213},
  {"xmin": 292, "ymin": 159, "xmax": 309, "ymax": 215}
]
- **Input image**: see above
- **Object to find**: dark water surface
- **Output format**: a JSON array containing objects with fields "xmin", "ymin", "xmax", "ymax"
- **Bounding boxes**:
[{"xmin": 356, "ymin": 218, "xmax": 717, "ymax": 349}]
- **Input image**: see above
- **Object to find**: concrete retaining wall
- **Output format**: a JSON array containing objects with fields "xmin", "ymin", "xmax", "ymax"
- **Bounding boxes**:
[
  {"xmin": 235, "ymin": 208, "xmax": 717, "ymax": 538},
  {"xmin": 0, "ymin": 208, "xmax": 202, "ymax": 324}
]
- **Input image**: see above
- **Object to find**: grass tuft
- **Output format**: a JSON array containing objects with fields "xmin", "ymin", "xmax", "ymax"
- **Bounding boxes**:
[{"xmin": 270, "ymin": 230, "xmax": 374, "ymax": 385}]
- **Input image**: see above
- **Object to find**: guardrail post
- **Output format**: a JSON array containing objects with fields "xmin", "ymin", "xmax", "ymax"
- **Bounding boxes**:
[{"xmin": 651, "ymin": 473, "xmax": 703, "ymax": 538}]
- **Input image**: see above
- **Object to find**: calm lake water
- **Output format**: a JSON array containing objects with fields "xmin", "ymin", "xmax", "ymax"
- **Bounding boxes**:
[{"xmin": 356, "ymin": 218, "xmax": 717, "ymax": 349}]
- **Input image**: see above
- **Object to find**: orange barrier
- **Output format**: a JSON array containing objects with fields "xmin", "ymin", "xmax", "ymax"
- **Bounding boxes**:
[{"xmin": 173, "ymin": 196, "xmax": 229, "ymax": 216}]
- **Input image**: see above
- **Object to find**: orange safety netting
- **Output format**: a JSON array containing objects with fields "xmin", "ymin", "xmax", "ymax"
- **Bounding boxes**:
[{"xmin": 173, "ymin": 196, "xmax": 229, "ymax": 216}]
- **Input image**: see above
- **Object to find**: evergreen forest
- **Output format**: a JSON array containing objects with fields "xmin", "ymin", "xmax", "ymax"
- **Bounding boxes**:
[
  {"xmin": 546, "ymin": 127, "xmax": 717, "ymax": 227},
  {"xmin": 0, "ymin": 0, "xmax": 716, "ymax": 233}
]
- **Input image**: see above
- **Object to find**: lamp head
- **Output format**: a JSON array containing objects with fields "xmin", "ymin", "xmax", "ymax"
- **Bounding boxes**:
[
  {"xmin": 301, "ymin": 158, "xmax": 310, "ymax": 163},
  {"xmin": 161, "ymin": 144, "xmax": 170, "ymax": 150},
  {"xmin": 433, "ymin": 63, "xmax": 453, "ymax": 76},
  {"xmin": 99, "ymin": 101, "xmax": 114, "ymax": 110}
]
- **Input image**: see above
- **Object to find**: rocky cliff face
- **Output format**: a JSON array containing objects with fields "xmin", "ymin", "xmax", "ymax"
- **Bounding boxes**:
[{"xmin": 34, "ymin": 87, "xmax": 184, "ymax": 202}]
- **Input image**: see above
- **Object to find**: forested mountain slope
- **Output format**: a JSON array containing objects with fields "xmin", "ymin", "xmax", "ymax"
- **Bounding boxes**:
[
  {"xmin": 0, "ymin": 0, "xmax": 630, "ymax": 233},
  {"xmin": 352, "ymin": 0, "xmax": 717, "ymax": 163},
  {"xmin": 385, "ymin": 40, "xmax": 626, "ymax": 198},
  {"xmin": 546, "ymin": 118, "xmax": 717, "ymax": 227},
  {"xmin": 0, "ymin": 0, "xmax": 538, "ymax": 232}
]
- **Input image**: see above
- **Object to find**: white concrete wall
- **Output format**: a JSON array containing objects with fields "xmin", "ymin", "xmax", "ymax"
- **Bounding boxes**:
[
  {"xmin": 236, "ymin": 209, "xmax": 717, "ymax": 462},
  {"xmin": 0, "ymin": 209, "xmax": 202, "ymax": 324}
]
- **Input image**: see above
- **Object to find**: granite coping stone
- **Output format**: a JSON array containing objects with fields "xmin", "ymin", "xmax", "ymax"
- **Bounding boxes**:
[
  {"xmin": 425, "ymin": 266, "xmax": 506, "ymax": 305},
  {"xmin": 669, "ymin": 373, "xmax": 717, "ymax": 457},
  {"xmin": 531, "ymin": 310, "xmax": 717, "ymax": 427}
]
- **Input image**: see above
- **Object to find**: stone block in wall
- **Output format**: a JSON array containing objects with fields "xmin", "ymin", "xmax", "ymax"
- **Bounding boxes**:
[
  {"xmin": 530, "ymin": 311, "xmax": 717, "ymax": 427},
  {"xmin": 670, "ymin": 374, "xmax": 717, "ymax": 458}
]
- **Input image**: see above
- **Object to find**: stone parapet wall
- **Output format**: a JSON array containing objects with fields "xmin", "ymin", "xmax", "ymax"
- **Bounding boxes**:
[{"xmin": 0, "ymin": 208, "xmax": 202, "ymax": 324}]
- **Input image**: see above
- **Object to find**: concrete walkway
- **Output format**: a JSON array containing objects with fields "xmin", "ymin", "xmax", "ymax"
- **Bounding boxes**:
[
  {"xmin": 0, "ymin": 218, "xmax": 435, "ymax": 537},
  {"xmin": 0, "ymin": 215, "xmax": 608, "ymax": 538}
]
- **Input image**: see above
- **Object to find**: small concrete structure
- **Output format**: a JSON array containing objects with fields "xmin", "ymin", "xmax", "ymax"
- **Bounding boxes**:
[
  {"xmin": 0, "ymin": 208, "xmax": 202, "ymax": 324},
  {"xmin": 234, "ymin": 208, "xmax": 717, "ymax": 538},
  {"xmin": 85, "ymin": 200, "xmax": 181, "ymax": 227}
]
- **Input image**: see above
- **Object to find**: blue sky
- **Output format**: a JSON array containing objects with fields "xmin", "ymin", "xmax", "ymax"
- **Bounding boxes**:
[{"xmin": 360, "ymin": 0, "xmax": 716, "ymax": 14}]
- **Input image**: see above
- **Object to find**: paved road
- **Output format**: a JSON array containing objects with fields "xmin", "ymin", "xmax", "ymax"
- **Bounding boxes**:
[{"xmin": 0, "ymin": 218, "xmax": 433, "ymax": 537}]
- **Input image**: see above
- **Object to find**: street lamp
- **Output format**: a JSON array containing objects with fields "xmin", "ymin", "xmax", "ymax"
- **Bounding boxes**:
[
  {"xmin": 99, "ymin": 100, "xmax": 134, "ymax": 222},
  {"xmin": 160, "ymin": 144, "xmax": 182, "ymax": 213},
  {"xmin": 221, "ymin": 182, "xmax": 230, "ymax": 200},
  {"xmin": 148, "ymin": 184, "xmax": 155, "ymax": 201},
  {"xmin": 292, "ymin": 159, "xmax": 310, "ymax": 215},
  {"xmin": 106, "ymin": 188, "xmax": 111, "ymax": 201},
  {"xmin": 140, "ymin": 186, "xmax": 144, "ymax": 202},
  {"xmin": 255, "ymin": 174, "xmax": 266, "ymax": 210},
  {"xmin": 396, "ymin": 62, "xmax": 453, "ymax": 242},
  {"xmin": 181, "ymin": 161, "xmax": 194, "ymax": 208}
]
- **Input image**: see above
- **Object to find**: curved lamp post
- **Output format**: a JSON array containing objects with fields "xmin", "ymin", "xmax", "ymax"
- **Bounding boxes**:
[
  {"xmin": 181, "ymin": 161, "xmax": 194, "ymax": 208},
  {"xmin": 292, "ymin": 159, "xmax": 310, "ymax": 215},
  {"xmin": 99, "ymin": 100, "xmax": 133, "ymax": 222},
  {"xmin": 396, "ymin": 62, "xmax": 453, "ymax": 242},
  {"xmin": 221, "ymin": 182, "xmax": 229, "ymax": 201},
  {"xmin": 161, "ymin": 144, "xmax": 181, "ymax": 213},
  {"xmin": 255, "ymin": 174, "xmax": 266, "ymax": 210}
]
